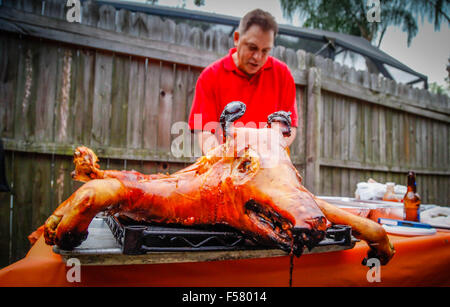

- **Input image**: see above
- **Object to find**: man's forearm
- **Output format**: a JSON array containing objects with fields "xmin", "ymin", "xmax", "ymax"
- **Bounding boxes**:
[{"xmin": 285, "ymin": 127, "xmax": 297, "ymax": 147}]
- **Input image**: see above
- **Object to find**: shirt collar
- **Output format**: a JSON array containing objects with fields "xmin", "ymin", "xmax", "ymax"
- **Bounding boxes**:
[{"xmin": 223, "ymin": 47, "xmax": 273, "ymax": 78}]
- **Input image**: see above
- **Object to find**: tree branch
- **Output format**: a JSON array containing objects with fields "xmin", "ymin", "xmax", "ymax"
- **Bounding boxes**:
[
  {"xmin": 377, "ymin": 26, "xmax": 387, "ymax": 47},
  {"xmin": 426, "ymin": 0, "xmax": 450, "ymax": 23}
]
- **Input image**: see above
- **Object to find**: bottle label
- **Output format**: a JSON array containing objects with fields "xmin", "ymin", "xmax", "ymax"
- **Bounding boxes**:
[{"xmin": 404, "ymin": 205, "xmax": 421, "ymax": 222}]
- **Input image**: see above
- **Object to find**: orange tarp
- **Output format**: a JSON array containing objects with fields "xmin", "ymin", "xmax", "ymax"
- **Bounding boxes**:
[{"xmin": 1, "ymin": 231, "xmax": 449, "ymax": 287}]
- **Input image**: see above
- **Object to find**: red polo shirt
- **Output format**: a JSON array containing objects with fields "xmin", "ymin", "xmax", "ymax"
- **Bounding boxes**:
[{"xmin": 188, "ymin": 48, "xmax": 298, "ymax": 132}]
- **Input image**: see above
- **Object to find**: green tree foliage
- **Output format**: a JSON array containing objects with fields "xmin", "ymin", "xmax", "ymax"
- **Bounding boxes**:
[
  {"xmin": 429, "ymin": 57, "xmax": 450, "ymax": 96},
  {"xmin": 429, "ymin": 81, "xmax": 449, "ymax": 96},
  {"xmin": 280, "ymin": 0, "xmax": 449, "ymax": 47}
]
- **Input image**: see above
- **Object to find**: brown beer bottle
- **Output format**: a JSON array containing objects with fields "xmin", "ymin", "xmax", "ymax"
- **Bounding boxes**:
[{"xmin": 403, "ymin": 171, "xmax": 421, "ymax": 222}]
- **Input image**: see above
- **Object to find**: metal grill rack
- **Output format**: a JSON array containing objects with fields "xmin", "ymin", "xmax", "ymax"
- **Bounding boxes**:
[{"xmin": 105, "ymin": 215, "xmax": 356, "ymax": 255}]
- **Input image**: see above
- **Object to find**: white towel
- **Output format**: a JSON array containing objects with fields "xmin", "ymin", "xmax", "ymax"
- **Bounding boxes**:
[{"xmin": 421, "ymin": 206, "xmax": 450, "ymax": 228}]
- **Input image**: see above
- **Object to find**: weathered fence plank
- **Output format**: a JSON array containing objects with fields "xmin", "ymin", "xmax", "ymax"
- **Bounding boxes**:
[
  {"xmin": 157, "ymin": 63, "xmax": 175, "ymax": 155},
  {"xmin": 10, "ymin": 152, "xmax": 33, "ymax": 263},
  {"xmin": 82, "ymin": 0, "xmax": 100, "ymax": 27},
  {"xmin": 385, "ymin": 109, "xmax": 393, "ymax": 166},
  {"xmin": 11, "ymin": 38, "xmax": 29, "ymax": 142},
  {"xmin": 34, "ymin": 44, "xmax": 58, "ymax": 143},
  {"xmin": 407, "ymin": 113, "xmax": 415, "ymax": 169},
  {"xmin": 0, "ymin": 36, "xmax": 17, "ymax": 139},
  {"xmin": 0, "ymin": 151, "xmax": 12, "ymax": 267},
  {"xmin": 340, "ymin": 99, "xmax": 350, "ymax": 196},
  {"xmin": 348, "ymin": 99, "xmax": 358, "ymax": 161},
  {"xmin": 171, "ymin": 64, "xmax": 189, "ymax": 151},
  {"xmin": 73, "ymin": 49, "xmax": 95, "ymax": 145},
  {"xmin": 110, "ymin": 54, "xmax": 130, "ymax": 148},
  {"xmin": 126, "ymin": 57, "xmax": 145, "ymax": 149},
  {"xmin": 399, "ymin": 112, "xmax": 406, "ymax": 167},
  {"xmin": 142, "ymin": 59, "xmax": 161, "ymax": 151},
  {"xmin": 364, "ymin": 102, "xmax": 372, "ymax": 164},
  {"xmin": 371, "ymin": 105, "xmax": 380, "ymax": 164},
  {"xmin": 91, "ymin": 50, "xmax": 113, "ymax": 146},
  {"xmin": 379, "ymin": 107, "xmax": 386, "ymax": 165},
  {"xmin": 54, "ymin": 47, "xmax": 75, "ymax": 144},
  {"xmin": 292, "ymin": 86, "xmax": 306, "ymax": 162},
  {"xmin": 332, "ymin": 95, "xmax": 340, "ymax": 163},
  {"xmin": 321, "ymin": 94, "xmax": 331, "ymax": 160},
  {"xmin": 304, "ymin": 68, "xmax": 321, "ymax": 193},
  {"xmin": 172, "ymin": 64, "xmax": 189, "ymax": 125},
  {"xmin": 52, "ymin": 154, "xmax": 75, "ymax": 211},
  {"xmin": 43, "ymin": 0, "xmax": 65, "ymax": 20},
  {"xmin": 30, "ymin": 154, "xmax": 52, "ymax": 232}
]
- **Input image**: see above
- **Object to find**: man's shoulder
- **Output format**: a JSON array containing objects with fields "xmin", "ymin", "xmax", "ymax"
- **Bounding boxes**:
[
  {"xmin": 269, "ymin": 56, "xmax": 292, "ymax": 74},
  {"xmin": 199, "ymin": 55, "xmax": 228, "ymax": 78}
]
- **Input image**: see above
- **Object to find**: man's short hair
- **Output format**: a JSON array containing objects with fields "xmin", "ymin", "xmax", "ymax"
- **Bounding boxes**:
[{"xmin": 239, "ymin": 9, "xmax": 278, "ymax": 36}]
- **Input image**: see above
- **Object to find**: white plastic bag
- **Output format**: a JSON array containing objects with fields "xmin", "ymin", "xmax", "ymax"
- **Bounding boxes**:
[{"xmin": 355, "ymin": 178, "xmax": 406, "ymax": 201}]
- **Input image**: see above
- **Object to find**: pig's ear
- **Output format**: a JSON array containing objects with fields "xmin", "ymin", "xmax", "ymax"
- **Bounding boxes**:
[{"xmin": 230, "ymin": 148, "xmax": 260, "ymax": 185}]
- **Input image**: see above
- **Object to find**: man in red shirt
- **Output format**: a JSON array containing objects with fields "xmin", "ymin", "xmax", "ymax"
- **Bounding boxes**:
[{"xmin": 188, "ymin": 9, "xmax": 298, "ymax": 154}]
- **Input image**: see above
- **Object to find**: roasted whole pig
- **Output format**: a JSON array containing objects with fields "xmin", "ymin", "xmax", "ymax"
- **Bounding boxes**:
[{"xmin": 40, "ymin": 102, "xmax": 395, "ymax": 264}]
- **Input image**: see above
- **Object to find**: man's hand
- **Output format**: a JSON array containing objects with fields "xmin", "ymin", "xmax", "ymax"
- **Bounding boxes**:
[
  {"xmin": 285, "ymin": 127, "xmax": 297, "ymax": 147},
  {"xmin": 270, "ymin": 122, "xmax": 297, "ymax": 147}
]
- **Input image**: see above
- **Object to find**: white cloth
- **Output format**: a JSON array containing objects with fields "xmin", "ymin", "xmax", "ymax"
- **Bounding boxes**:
[{"xmin": 421, "ymin": 206, "xmax": 450, "ymax": 228}]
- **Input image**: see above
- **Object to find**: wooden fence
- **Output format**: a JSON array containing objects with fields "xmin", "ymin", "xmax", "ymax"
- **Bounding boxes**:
[{"xmin": 0, "ymin": 0, "xmax": 449, "ymax": 268}]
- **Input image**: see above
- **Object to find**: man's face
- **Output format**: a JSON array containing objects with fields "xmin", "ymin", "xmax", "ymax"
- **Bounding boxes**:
[{"xmin": 233, "ymin": 25, "xmax": 275, "ymax": 76}]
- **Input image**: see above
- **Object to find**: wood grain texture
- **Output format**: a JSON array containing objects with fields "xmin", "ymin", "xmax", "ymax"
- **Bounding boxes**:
[
  {"xmin": 126, "ymin": 57, "xmax": 145, "ymax": 149},
  {"xmin": 54, "ymin": 47, "xmax": 75, "ymax": 144},
  {"xmin": 0, "ymin": 151, "xmax": 12, "ymax": 268},
  {"xmin": 142, "ymin": 59, "xmax": 161, "ymax": 151},
  {"xmin": 0, "ymin": 35, "xmax": 18, "ymax": 139},
  {"xmin": 110, "ymin": 54, "xmax": 130, "ymax": 148},
  {"xmin": 304, "ymin": 68, "xmax": 321, "ymax": 193},
  {"xmin": 157, "ymin": 63, "xmax": 175, "ymax": 155},
  {"xmin": 91, "ymin": 50, "xmax": 113, "ymax": 146},
  {"xmin": 34, "ymin": 44, "xmax": 57, "ymax": 143},
  {"xmin": 11, "ymin": 152, "xmax": 33, "ymax": 263},
  {"xmin": 73, "ymin": 49, "xmax": 95, "ymax": 145}
]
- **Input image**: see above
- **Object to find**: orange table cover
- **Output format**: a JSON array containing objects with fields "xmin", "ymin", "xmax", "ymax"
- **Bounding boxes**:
[{"xmin": 1, "ymin": 231, "xmax": 449, "ymax": 287}]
